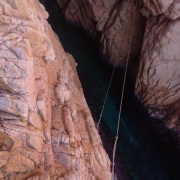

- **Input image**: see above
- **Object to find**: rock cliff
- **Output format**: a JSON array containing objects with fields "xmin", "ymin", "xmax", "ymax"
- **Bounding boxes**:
[
  {"xmin": 0, "ymin": 0, "xmax": 111, "ymax": 179},
  {"xmin": 57, "ymin": 0, "xmax": 145, "ymax": 65},
  {"xmin": 135, "ymin": 0, "xmax": 180, "ymax": 134}
]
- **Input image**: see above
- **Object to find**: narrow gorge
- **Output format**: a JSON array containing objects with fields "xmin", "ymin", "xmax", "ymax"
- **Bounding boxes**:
[{"xmin": 0, "ymin": 0, "xmax": 180, "ymax": 180}]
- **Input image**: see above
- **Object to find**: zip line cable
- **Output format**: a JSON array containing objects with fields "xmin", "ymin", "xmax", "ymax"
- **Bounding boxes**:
[
  {"xmin": 96, "ymin": 0, "xmax": 134, "ymax": 132},
  {"xmin": 111, "ymin": 1, "xmax": 138, "ymax": 179}
]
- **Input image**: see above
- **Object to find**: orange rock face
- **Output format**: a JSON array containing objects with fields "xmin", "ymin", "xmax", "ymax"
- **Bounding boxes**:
[{"xmin": 0, "ymin": 0, "xmax": 111, "ymax": 179}]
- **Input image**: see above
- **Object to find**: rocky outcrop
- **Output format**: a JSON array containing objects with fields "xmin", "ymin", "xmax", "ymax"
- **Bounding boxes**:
[
  {"xmin": 135, "ymin": 0, "xmax": 180, "ymax": 134},
  {"xmin": 0, "ymin": 0, "xmax": 111, "ymax": 179},
  {"xmin": 57, "ymin": 0, "xmax": 145, "ymax": 65}
]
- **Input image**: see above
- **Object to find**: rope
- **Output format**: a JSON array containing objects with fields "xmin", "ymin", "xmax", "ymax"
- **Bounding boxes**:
[
  {"xmin": 96, "ymin": 66, "xmax": 115, "ymax": 131},
  {"xmin": 96, "ymin": 0, "xmax": 134, "ymax": 132},
  {"xmin": 111, "ymin": 1, "xmax": 138, "ymax": 179}
]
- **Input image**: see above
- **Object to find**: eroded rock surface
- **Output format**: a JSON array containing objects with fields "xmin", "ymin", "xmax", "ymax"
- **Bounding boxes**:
[
  {"xmin": 135, "ymin": 0, "xmax": 180, "ymax": 134},
  {"xmin": 57, "ymin": 0, "xmax": 145, "ymax": 65},
  {"xmin": 0, "ymin": 0, "xmax": 111, "ymax": 179}
]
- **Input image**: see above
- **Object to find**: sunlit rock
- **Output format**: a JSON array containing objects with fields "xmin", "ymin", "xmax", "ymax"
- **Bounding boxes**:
[{"xmin": 0, "ymin": 0, "xmax": 111, "ymax": 179}]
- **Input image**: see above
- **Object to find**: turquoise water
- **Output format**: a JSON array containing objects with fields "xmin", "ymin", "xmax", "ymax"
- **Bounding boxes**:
[{"xmin": 41, "ymin": 1, "xmax": 180, "ymax": 179}]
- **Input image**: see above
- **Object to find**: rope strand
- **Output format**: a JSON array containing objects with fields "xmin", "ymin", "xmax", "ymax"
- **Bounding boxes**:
[
  {"xmin": 111, "ymin": 1, "xmax": 138, "ymax": 179},
  {"xmin": 96, "ymin": 66, "xmax": 115, "ymax": 131}
]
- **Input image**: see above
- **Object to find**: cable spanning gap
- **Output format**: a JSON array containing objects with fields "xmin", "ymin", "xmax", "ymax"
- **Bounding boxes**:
[
  {"xmin": 96, "ymin": 66, "xmax": 115, "ymax": 131},
  {"xmin": 96, "ymin": 0, "xmax": 134, "ymax": 132},
  {"xmin": 111, "ymin": 1, "xmax": 138, "ymax": 179}
]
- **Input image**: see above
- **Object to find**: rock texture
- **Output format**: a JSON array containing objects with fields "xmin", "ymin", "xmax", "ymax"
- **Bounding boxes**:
[
  {"xmin": 135, "ymin": 0, "xmax": 180, "ymax": 134},
  {"xmin": 57, "ymin": 0, "xmax": 145, "ymax": 65},
  {"xmin": 0, "ymin": 0, "xmax": 111, "ymax": 179}
]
